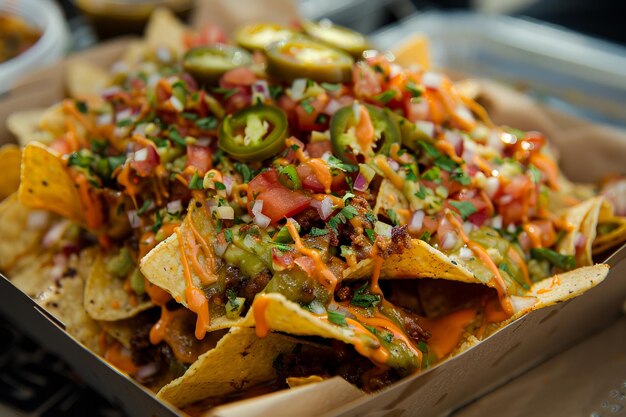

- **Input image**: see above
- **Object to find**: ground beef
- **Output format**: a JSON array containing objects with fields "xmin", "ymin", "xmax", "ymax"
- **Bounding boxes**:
[
  {"xmin": 293, "ymin": 207, "xmax": 324, "ymax": 232},
  {"xmin": 335, "ymin": 285, "xmax": 352, "ymax": 302},
  {"xmin": 241, "ymin": 269, "xmax": 272, "ymax": 302},
  {"xmin": 129, "ymin": 312, "xmax": 175, "ymax": 385},
  {"xmin": 400, "ymin": 308, "xmax": 431, "ymax": 344}
]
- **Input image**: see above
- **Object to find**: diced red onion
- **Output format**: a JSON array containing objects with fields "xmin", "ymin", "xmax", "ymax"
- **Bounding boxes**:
[
  {"xmin": 484, "ymin": 177, "xmax": 500, "ymax": 199},
  {"xmin": 222, "ymin": 175, "xmax": 234, "ymax": 196},
  {"xmin": 374, "ymin": 221, "xmax": 392, "ymax": 238},
  {"xmin": 415, "ymin": 120, "xmax": 435, "ymax": 137},
  {"xmin": 422, "ymin": 71, "xmax": 442, "ymax": 90},
  {"xmin": 252, "ymin": 80, "xmax": 270, "ymax": 101},
  {"xmin": 575, "ymin": 232, "xmax": 587, "ymax": 250},
  {"xmin": 27, "ymin": 211, "xmax": 49, "ymax": 230},
  {"xmin": 510, "ymin": 295, "xmax": 537, "ymax": 314},
  {"xmin": 290, "ymin": 78, "xmax": 307, "ymax": 101},
  {"xmin": 134, "ymin": 148, "xmax": 148, "ymax": 162},
  {"xmin": 181, "ymin": 73, "xmax": 198, "ymax": 91},
  {"xmin": 387, "ymin": 158, "xmax": 400, "ymax": 171},
  {"xmin": 444, "ymin": 131, "xmax": 464, "ymax": 157},
  {"xmin": 135, "ymin": 363, "xmax": 159, "ymax": 381},
  {"xmin": 507, "ymin": 223, "xmax": 517, "ymax": 234},
  {"xmin": 254, "ymin": 211, "xmax": 271, "ymax": 229},
  {"xmin": 389, "ymin": 63, "xmax": 403, "ymax": 78},
  {"xmin": 101, "ymin": 86, "xmax": 121, "ymax": 99},
  {"xmin": 459, "ymin": 246, "xmax": 473, "ymax": 260},
  {"xmin": 499, "ymin": 194, "xmax": 513, "ymax": 205},
  {"xmin": 213, "ymin": 240, "xmax": 229, "ymax": 257},
  {"xmin": 324, "ymin": 99, "xmax": 342, "ymax": 115},
  {"xmin": 42, "ymin": 220, "xmax": 70, "ymax": 248},
  {"xmin": 487, "ymin": 131, "xmax": 504, "ymax": 153},
  {"xmin": 286, "ymin": 217, "xmax": 300, "ymax": 229},
  {"xmin": 96, "ymin": 113, "xmax": 113, "ymax": 126},
  {"xmin": 455, "ymin": 105, "xmax": 475, "ymax": 123},
  {"xmin": 51, "ymin": 253, "xmax": 68, "ymax": 281},
  {"xmin": 440, "ymin": 231, "xmax": 458, "ymax": 250},
  {"xmin": 601, "ymin": 179, "xmax": 626, "ymax": 216},
  {"xmin": 213, "ymin": 206, "xmax": 234, "ymax": 220},
  {"xmin": 408, "ymin": 210, "xmax": 425, "ymax": 233},
  {"xmin": 251, "ymin": 200, "xmax": 263, "ymax": 215},
  {"xmin": 167, "ymin": 200, "xmax": 182, "ymax": 213},
  {"xmin": 196, "ymin": 138, "xmax": 211, "ymax": 147},
  {"xmin": 147, "ymin": 74, "xmax": 161, "ymax": 87},
  {"xmin": 462, "ymin": 221, "xmax": 475, "ymax": 235},
  {"xmin": 320, "ymin": 197, "xmax": 334, "ymax": 220},
  {"xmin": 127, "ymin": 210, "xmax": 141, "ymax": 229},
  {"xmin": 353, "ymin": 173, "xmax": 369, "ymax": 192},
  {"xmin": 156, "ymin": 47, "xmax": 172, "ymax": 63},
  {"xmin": 169, "ymin": 97, "xmax": 184, "ymax": 112},
  {"xmin": 116, "ymin": 108, "xmax": 132, "ymax": 121},
  {"xmin": 491, "ymin": 215, "xmax": 503, "ymax": 230}
]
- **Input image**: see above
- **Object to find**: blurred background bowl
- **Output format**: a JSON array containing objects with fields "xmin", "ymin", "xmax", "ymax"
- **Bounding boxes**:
[
  {"xmin": 0, "ymin": 0, "xmax": 69, "ymax": 95},
  {"xmin": 73, "ymin": 0, "xmax": 195, "ymax": 39}
]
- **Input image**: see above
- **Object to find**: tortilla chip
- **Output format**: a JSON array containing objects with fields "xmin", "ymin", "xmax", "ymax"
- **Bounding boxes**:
[
  {"xmin": 343, "ymin": 238, "xmax": 476, "ymax": 283},
  {"xmin": 157, "ymin": 327, "xmax": 301, "ymax": 408},
  {"xmin": 373, "ymin": 179, "xmax": 410, "ymax": 225},
  {"xmin": 8, "ymin": 251, "xmax": 55, "ymax": 298},
  {"xmin": 557, "ymin": 196, "xmax": 604, "ymax": 266},
  {"xmin": 593, "ymin": 216, "xmax": 626, "ymax": 255},
  {"xmin": 65, "ymin": 59, "xmax": 111, "ymax": 99},
  {"xmin": 29, "ymin": 248, "xmax": 104, "ymax": 354},
  {"xmin": 84, "ymin": 253, "xmax": 153, "ymax": 321},
  {"xmin": 145, "ymin": 8, "xmax": 187, "ymax": 56},
  {"xmin": 18, "ymin": 142, "xmax": 85, "ymax": 224},
  {"xmin": 391, "ymin": 34, "xmax": 430, "ymax": 70},
  {"xmin": 0, "ymin": 145, "xmax": 22, "ymax": 200},
  {"xmin": 0, "ymin": 194, "xmax": 52, "ymax": 270},
  {"xmin": 6, "ymin": 109, "xmax": 55, "ymax": 148},
  {"xmin": 99, "ymin": 312, "xmax": 155, "ymax": 349}
]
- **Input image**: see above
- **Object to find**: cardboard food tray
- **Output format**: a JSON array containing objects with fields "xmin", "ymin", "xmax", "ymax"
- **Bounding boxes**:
[{"xmin": 2, "ymin": 18, "xmax": 626, "ymax": 417}]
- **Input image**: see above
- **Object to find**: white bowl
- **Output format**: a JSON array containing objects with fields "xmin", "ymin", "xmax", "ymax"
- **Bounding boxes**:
[{"xmin": 0, "ymin": 0, "xmax": 69, "ymax": 95}]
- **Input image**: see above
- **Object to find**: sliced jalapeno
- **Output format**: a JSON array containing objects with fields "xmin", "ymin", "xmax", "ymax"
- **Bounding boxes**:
[
  {"xmin": 389, "ymin": 113, "xmax": 436, "ymax": 151},
  {"xmin": 330, "ymin": 104, "xmax": 401, "ymax": 163},
  {"xmin": 266, "ymin": 38, "xmax": 354, "ymax": 83},
  {"xmin": 183, "ymin": 45, "xmax": 252, "ymax": 85},
  {"xmin": 218, "ymin": 104, "xmax": 288, "ymax": 162},
  {"xmin": 301, "ymin": 19, "xmax": 370, "ymax": 59},
  {"xmin": 235, "ymin": 22, "xmax": 300, "ymax": 51}
]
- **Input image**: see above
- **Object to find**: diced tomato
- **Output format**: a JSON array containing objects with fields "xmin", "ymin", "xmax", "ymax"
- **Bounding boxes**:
[
  {"xmin": 49, "ymin": 137, "xmax": 71, "ymax": 155},
  {"xmin": 525, "ymin": 220, "xmax": 557, "ymax": 248},
  {"xmin": 353, "ymin": 62, "xmax": 383, "ymax": 99},
  {"xmin": 296, "ymin": 163, "xmax": 345, "ymax": 193},
  {"xmin": 184, "ymin": 23, "xmax": 228, "ymax": 49},
  {"xmin": 497, "ymin": 174, "xmax": 535, "ymax": 224},
  {"xmin": 248, "ymin": 169, "xmax": 312, "ymax": 223},
  {"xmin": 186, "ymin": 145, "xmax": 212, "ymax": 175},
  {"xmin": 295, "ymin": 96, "xmax": 328, "ymax": 131},
  {"xmin": 220, "ymin": 67, "xmax": 257, "ymax": 87},
  {"xmin": 131, "ymin": 146, "xmax": 160, "ymax": 177},
  {"xmin": 306, "ymin": 140, "xmax": 332, "ymax": 158}
]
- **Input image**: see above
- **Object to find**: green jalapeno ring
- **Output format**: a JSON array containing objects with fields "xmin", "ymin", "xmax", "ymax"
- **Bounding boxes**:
[
  {"xmin": 183, "ymin": 45, "xmax": 252, "ymax": 86},
  {"xmin": 235, "ymin": 22, "xmax": 301, "ymax": 51},
  {"xmin": 389, "ymin": 113, "xmax": 437, "ymax": 152},
  {"xmin": 330, "ymin": 104, "xmax": 401, "ymax": 163},
  {"xmin": 301, "ymin": 19, "xmax": 370, "ymax": 59},
  {"xmin": 218, "ymin": 104, "xmax": 288, "ymax": 162},
  {"xmin": 266, "ymin": 38, "xmax": 354, "ymax": 84}
]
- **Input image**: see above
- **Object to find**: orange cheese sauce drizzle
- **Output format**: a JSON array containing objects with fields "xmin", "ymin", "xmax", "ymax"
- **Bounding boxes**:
[
  {"xmin": 175, "ymin": 227, "xmax": 210, "ymax": 340},
  {"xmin": 286, "ymin": 137, "xmax": 333, "ymax": 193},
  {"xmin": 445, "ymin": 211, "xmax": 514, "ymax": 316}
]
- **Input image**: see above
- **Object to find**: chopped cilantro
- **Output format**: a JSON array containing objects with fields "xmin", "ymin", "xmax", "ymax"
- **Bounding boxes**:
[
  {"xmin": 449, "ymin": 200, "xmax": 477, "ymax": 220},
  {"xmin": 342, "ymin": 192, "xmax": 355, "ymax": 203},
  {"xmin": 90, "ymin": 139, "xmax": 108, "ymax": 154},
  {"xmin": 386, "ymin": 209, "xmax": 399, "ymax": 226},
  {"xmin": 75, "ymin": 100, "xmax": 88, "ymax": 114},
  {"xmin": 320, "ymin": 82, "xmax": 340, "ymax": 91},
  {"xmin": 235, "ymin": 162, "xmax": 253, "ymax": 183},
  {"xmin": 327, "ymin": 310, "xmax": 347, "ymax": 327},
  {"xmin": 290, "ymin": 144, "xmax": 301, "ymax": 151},
  {"xmin": 214, "ymin": 181, "xmax": 226, "ymax": 191},
  {"xmin": 327, "ymin": 205, "xmax": 358, "ymax": 233},
  {"xmin": 315, "ymin": 114, "xmax": 328, "ymax": 124},
  {"xmin": 182, "ymin": 112, "xmax": 198, "ymax": 120},
  {"xmin": 269, "ymin": 85, "xmax": 283, "ymax": 100},
  {"xmin": 327, "ymin": 154, "xmax": 358, "ymax": 172},
  {"xmin": 498, "ymin": 262, "xmax": 512, "ymax": 275},
  {"xmin": 415, "ymin": 183, "xmax": 427, "ymax": 199},
  {"xmin": 212, "ymin": 87, "xmax": 238, "ymax": 99},
  {"xmin": 116, "ymin": 118, "xmax": 133, "ymax": 127},
  {"xmin": 419, "ymin": 230, "xmax": 431, "ymax": 242},
  {"xmin": 309, "ymin": 227, "xmax": 329, "ymax": 237},
  {"xmin": 67, "ymin": 151, "xmax": 93, "ymax": 168},
  {"xmin": 224, "ymin": 228, "xmax": 233, "ymax": 243},
  {"xmin": 188, "ymin": 171, "xmax": 204, "ymax": 190},
  {"xmin": 404, "ymin": 164, "xmax": 418, "ymax": 182},
  {"xmin": 451, "ymin": 167, "xmax": 472, "ymax": 186},
  {"xmin": 300, "ymin": 98, "xmax": 315, "ymax": 115},
  {"xmin": 107, "ymin": 155, "xmax": 126, "ymax": 171},
  {"xmin": 196, "ymin": 116, "xmax": 218, "ymax": 130},
  {"xmin": 417, "ymin": 340, "xmax": 428, "ymax": 353},
  {"xmin": 351, "ymin": 283, "xmax": 381, "ymax": 308},
  {"xmin": 137, "ymin": 199, "xmax": 153, "ymax": 215},
  {"xmin": 418, "ymin": 141, "xmax": 458, "ymax": 172},
  {"xmin": 151, "ymin": 210, "xmax": 163, "ymax": 233},
  {"xmin": 168, "ymin": 129, "xmax": 186, "ymax": 146},
  {"xmin": 365, "ymin": 228, "xmax": 375, "ymax": 242},
  {"xmin": 406, "ymin": 82, "xmax": 423, "ymax": 98},
  {"xmin": 381, "ymin": 331, "xmax": 394, "ymax": 343},
  {"xmin": 374, "ymin": 90, "xmax": 396, "ymax": 104},
  {"xmin": 422, "ymin": 166, "xmax": 441, "ymax": 182}
]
